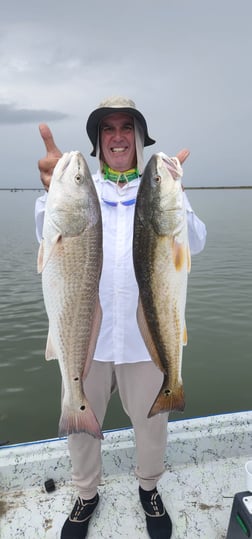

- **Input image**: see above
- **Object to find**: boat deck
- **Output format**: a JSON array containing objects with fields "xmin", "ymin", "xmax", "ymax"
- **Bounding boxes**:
[{"xmin": 0, "ymin": 412, "xmax": 252, "ymax": 538}]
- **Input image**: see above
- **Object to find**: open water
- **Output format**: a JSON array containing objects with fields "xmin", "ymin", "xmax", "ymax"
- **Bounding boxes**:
[{"xmin": 0, "ymin": 188, "xmax": 251, "ymax": 444}]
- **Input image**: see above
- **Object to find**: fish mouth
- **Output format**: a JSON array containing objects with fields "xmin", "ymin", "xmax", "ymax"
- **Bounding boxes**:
[{"xmin": 158, "ymin": 153, "xmax": 183, "ymax": 179}]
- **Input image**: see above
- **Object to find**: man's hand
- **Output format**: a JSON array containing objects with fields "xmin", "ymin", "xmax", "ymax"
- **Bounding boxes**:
[
  {"xmin": 176, "ymin": 149, "xmax": 190, "ymax": 190},
  {"xmin": 38, "ymin": 124, "xmax": 62, "ymax": 191},
  {"xmin": 176, "ymin": 148, "xmax": 190, "ymax": 165}
]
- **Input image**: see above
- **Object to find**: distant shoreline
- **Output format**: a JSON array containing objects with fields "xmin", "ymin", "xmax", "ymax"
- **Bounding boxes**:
[
  {"xmin": 0, "ymin": 186, "xmax": 252, "ymax": 192},
  {"xmin": 0, "ymin": 188, "xmax": 45, "ymax": 191},
  {"xmin": 186, "ymin": 185, "xmax": 252, "ymax": 190}
]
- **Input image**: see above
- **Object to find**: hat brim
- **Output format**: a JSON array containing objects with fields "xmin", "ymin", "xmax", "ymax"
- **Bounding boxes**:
[{"xmin": 86, "ymin": 106, "xmax": 156, "ymax": 156}]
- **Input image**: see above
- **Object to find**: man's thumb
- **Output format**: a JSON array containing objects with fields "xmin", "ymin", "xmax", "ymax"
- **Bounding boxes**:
[{"xmin": 39, "ymin": 123, "xmax": 62, "ymax": 157}]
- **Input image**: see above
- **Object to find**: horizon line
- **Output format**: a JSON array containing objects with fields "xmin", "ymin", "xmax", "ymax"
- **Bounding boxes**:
[{"xmin": 0, "ymin": 186, "xmax": 252, "ymax": 191}]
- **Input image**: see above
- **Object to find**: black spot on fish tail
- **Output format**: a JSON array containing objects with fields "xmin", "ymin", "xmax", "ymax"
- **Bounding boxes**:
[
  {"xmin": 58, "ymin": 403, "xmax": 103, "ymax": 439},
  {"xmin": 148, "ymin": 380, "xmax": 185, "ymax": 417}
]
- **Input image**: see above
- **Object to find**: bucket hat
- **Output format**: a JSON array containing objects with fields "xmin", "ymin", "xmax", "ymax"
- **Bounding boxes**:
[{"xmin": 86, "ymin": 96, "xmax": 156, "ymax": 156}]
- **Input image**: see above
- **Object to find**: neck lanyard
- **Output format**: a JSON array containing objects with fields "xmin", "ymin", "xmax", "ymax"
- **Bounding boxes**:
[{"xmin": 103, "ymin": 163, "xmax": 139, "ymax": 184}]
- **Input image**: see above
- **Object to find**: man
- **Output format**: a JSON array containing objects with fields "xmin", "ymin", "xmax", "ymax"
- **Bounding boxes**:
[{"xmin": 35, "ymin": 96, "xmax": 206, "ymax": 539}]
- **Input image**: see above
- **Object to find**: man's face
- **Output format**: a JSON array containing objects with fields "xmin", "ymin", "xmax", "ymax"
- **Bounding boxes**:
[{"xmin": 99, "ymin": 112, "xmax": 137, "ymax": 172}]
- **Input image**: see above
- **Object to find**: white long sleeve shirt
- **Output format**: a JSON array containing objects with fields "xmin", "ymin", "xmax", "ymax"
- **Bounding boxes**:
[{"xmin": 35, "ymin": 169, "xmax": 206, "ymax": 365}]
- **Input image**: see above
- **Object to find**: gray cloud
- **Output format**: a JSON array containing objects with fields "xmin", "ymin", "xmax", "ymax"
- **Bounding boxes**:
[
  {"xmin": 0, "ymin": 103, "xmax": 68, "ymax": 124},
  {"xmin": 0, "ymin": 0, "xmax": 252, "ymax": 187}
]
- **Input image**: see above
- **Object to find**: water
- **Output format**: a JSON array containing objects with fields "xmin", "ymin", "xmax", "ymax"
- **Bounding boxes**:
[{"xmin": 0, "ymin": 189, "xmax": 251, "ymax": 444}]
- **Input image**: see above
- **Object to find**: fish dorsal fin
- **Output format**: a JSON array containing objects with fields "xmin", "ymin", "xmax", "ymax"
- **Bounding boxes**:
[
  {"xmin": 37, "ymin": 233, "xmax": 62, "ymax": 273},
  {"xmin": 136, "ymin": 298, "xmax": 166, "ymax": 375}
]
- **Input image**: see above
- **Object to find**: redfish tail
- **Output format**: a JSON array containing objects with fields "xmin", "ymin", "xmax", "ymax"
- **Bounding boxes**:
[
  {"xmin": 148, "ymin": 379, "xmax": 185, "ymax": 418},
  {"xmin": 58, "ymin": 404, "xmax": 103, "ymax": 440}
]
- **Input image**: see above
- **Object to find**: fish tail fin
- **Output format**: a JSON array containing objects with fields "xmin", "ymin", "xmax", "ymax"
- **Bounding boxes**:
[
  {"xmin": 148, "ymin": 380, "xmax": 185, "ymax": 418},
  {"xmin": 58, "ymin": 402, "xmax": 103, "ymax": 440}
]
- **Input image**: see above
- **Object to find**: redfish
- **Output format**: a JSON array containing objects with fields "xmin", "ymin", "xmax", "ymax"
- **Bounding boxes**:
[
  {"xmin": 38, "ymin": 151, "xmax": 103, "ymax": 438},
  {"xmin": 133, "ymin": 152, "xmax": 191, "ymax": 417}
]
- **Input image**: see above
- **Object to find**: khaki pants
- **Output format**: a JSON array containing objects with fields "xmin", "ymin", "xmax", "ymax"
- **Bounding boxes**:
[{"xmin": 68, "ymin": 361, "xmax": 169, "ymax": 499}]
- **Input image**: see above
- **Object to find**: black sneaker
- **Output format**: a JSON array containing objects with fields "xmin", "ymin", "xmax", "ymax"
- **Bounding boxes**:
[
  {"xmin": 61, "ymin": 493, "xmax": 99, "ymax": 539},
  {"xmin": 139, "ymin": 486, "xmax": 172, "ymax": 539}
]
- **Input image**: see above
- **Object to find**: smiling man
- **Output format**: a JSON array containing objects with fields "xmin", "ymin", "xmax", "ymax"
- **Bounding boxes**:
[
  {"xmin": 35, "ymin": 96, "xmax": 207, "ymax": 539},
  {"xmin": 99, "ymin": 113, "xmax": 136, "ymax": 172},
  {"xmin": 85, "ymin": 96, "xmax": 156, "ymax": 182}
]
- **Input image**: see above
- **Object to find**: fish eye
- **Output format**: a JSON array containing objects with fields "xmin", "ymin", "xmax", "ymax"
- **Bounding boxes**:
[
  {"xmin": 75, "ymin": 173, "xmax": 83, "ymax": 184},
  {"xmin": 154, "ymin": 175, "xmax": 161, "ymax": 183}
]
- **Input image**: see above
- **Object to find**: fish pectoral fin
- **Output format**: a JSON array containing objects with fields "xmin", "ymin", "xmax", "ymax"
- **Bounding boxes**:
[
  {"xmin": 172, "ymin": 240, "xmax": 187, "ymax": 271},
  {"xmin": 187, "ymin": 245, "xmax": 191, "ymax": 273},
  {"xmin": 37, "ymin": 233, "xmax": 62, "ymax": 273},
  {"xmin": 45, "ymin": 331, "xmax": 58, "ymax": 361},
  {"xmin": 37, "ymin": 240, "xmax": 45, "ymax": 273},
  {"xmin": 183, "ymin": 322, "xmax": 188, "ymax": 346}
]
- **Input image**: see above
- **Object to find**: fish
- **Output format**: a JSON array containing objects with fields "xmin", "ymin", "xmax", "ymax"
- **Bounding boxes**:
[
  {"xmin": 37, "ymin": 151, "xmax": 103, "ymax": 439},
  {"xmin": 133, "ymin": 152, "xmax": 191, "ymax": 417}
]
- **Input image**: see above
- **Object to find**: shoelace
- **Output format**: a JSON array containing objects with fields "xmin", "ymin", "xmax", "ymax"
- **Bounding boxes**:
[
  {"xmin": 70, "ymin": 496, "xmax": 98, "ymax": 522},
  {"xmin": 142, "ymin": 492, "xmax": 166, "ymax": 518},
  {"xmin": 150, "ymin": 492, "xmax": 165, "ymax": 516},
  {"xmin": 72, "ymin": 497, "xmax": 88, "ymax": 519}
]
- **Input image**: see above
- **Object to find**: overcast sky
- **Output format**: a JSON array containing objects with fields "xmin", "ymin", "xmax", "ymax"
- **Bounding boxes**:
[{"xmin": 1, "ymin": 0, "xmax": 251, "ymax": 188}]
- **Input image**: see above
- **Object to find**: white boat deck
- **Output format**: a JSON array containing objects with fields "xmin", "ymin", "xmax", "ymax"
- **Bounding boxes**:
[{"xmin": 0, "ymin": 411, "xmax": 252, "ymax": 538}]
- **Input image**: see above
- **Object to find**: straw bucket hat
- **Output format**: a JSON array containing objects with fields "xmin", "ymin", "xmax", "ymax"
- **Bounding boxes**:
[{"xmin": 86, "ymin": 96, "xmax": 155, "ymax": 156}]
